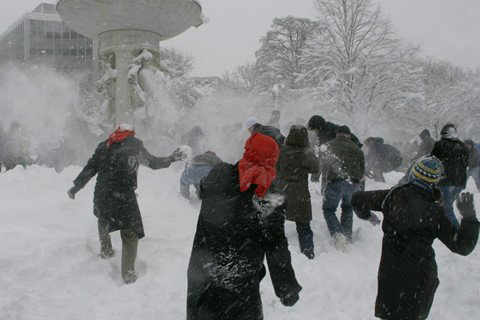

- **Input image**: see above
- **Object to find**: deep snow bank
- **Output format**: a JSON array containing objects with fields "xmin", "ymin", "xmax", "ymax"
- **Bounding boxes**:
[{"xmin": 0, "ymin": 165, "xmax": 479, "ymax": 319}]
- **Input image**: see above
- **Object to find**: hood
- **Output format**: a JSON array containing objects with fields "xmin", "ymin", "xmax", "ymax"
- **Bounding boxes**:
[
  {"xmin": 365, "ymin": 137, "xmax": 384, "ymax": 146},
  {"xmin": 286, "ymin": 125, "xmax": 310, "ymax": 148},
  {"xmin": 419, "ymin": 129, "xmax": 431, "ymax": 140}
]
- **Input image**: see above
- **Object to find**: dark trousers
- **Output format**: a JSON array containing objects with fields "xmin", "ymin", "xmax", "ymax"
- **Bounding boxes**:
[
  {"xmin": 296, "ymin": 222, "xmax": 314, "ymax": 257},
  {"xmin": 322, "ymin": 180, "xmax": 359, "ymax": 240},
  {"xmin": 98, "ymin": 222, "xmax": 138, "ymax": 282}
]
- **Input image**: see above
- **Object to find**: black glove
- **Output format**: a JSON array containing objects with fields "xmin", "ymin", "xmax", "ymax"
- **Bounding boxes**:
[
  {"xmin": 67, "ymin": 185, "xmax": 81, "ymax": 200},
  {"xmin": 280, "ymin": 293, "xmax": 299, "ymax": 307},
  {"xmin": 171, "ymin": 148, "xmax": 187, "ymax": 162},
  {"xmin": 310, "ymin": 174, "xmax": 320, "ymax": 183},
  {"xmin": 368, "ymin": 212, "xmax": 381, "ymax": 226},
  {"xmin": 456, "ymin": 192, "xmax": 476, "ymax": 219}
]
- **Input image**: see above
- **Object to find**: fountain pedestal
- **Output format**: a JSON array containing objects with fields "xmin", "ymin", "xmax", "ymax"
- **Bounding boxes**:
[{"xmin": 57, "ymin": 0, "xmax": 203, "ymax": 126}]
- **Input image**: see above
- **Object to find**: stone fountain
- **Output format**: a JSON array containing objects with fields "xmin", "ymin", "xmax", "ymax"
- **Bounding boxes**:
[{"xmin": 57, "ymin": 0, "xmax": 204, "ymax": 126}]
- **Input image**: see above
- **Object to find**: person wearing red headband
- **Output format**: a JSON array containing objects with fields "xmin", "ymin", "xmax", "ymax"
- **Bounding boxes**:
[
  {"xmin": 187, "ymin": 132, "xmax": 301, "ymax": 320},
  {"xmin": 67, "ymin": 124, "xmax": 186, "ymax": 284}
]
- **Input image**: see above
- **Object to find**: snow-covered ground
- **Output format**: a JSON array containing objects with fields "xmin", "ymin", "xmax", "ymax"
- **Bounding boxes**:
[{"xmin": 1, "ymin": 165, "xmax": 479, "ymax": 319}]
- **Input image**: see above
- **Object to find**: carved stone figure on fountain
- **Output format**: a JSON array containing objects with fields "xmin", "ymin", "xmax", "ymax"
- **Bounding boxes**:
[
  {"xmin": 96, "ymin": 54, "xmax": 117, "ymax": 123},
  {"xmin": 128, "ymin": 57, "xmax": 147, "ymax": 117}
]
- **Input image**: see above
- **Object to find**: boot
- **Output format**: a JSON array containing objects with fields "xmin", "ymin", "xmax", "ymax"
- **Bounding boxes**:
[
  {"xmin": 121, "ymin": 229, "xmax": 139, "ymax": 284},
  {"xmin": 98, "ymin": 221, "xmax": 115, "ymax": 259}
]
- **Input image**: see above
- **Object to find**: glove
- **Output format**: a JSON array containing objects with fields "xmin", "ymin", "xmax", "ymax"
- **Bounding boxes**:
[
  {"xmin": 171, "ymin": 148, "xmax": 187, "ymax": 162},
  {"xmin": 368, "ymin": 212, "xmax": 381, "ymax": 226},
  {"xmin": 253, "ymin": 196, "xmax": 275, "ymax": 217},
  {"xmin": 310, "ymin": 173, "xmax": 320, "ymax": 183},
  {"xmin": 364, "ymin": 171, "xmax": 374, "ymax": 179},
  {"xmin": 67, "ymin": 185, "xmax": 81, "ymax": 200},
  {"xmin": 280, "ymin": 293, "xmax": 299, "ymax": 307},
  {"xmin": 456, "ymin": 192, "xmax": 476, "ymax": 219}
]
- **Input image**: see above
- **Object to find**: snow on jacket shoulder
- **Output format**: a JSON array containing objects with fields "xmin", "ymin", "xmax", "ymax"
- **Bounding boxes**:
[{"xmin": 188, "ymin": 162, "xmax": 301, "ymax": 320}]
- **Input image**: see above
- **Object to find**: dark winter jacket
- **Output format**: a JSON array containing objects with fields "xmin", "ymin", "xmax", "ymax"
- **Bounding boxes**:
[
  {"xmin": 351, "ymin": 184, "xmax": 479, "ymax": 320},
  {"xmin": 278, "ymin": 126, "xmax": 319, "ymax": 223},
  {"xmin": 417, "ymin": 130, "xmax": 436, "ymax": 159},
  {"xmin": 321, "ymin": 136, "xmax": 365, "ymax": 183},
  {"xmin": 366, "ymin": 138, "xmax": 403, "ymax": 173},
  {"xmin": 72, "ymin": 136, "xmax": 174, "ymax": 238},
  {"xmin": 431, "ymin": 138, "xmax": 469, "ymax": 187},
  {"xmin": 252, "ymin": 123, "xmax": 285, "ymax": 148},
  {"xmin": 187, "ymin": 162, "xmax": 301, "ymax": 320},
  {"xmin": 464, "ymin": 140, "xmax": 480, "ymax": 169},
  {"xmin": 315, "ymin": 121, "xmax": 363, "ymax": 148}
]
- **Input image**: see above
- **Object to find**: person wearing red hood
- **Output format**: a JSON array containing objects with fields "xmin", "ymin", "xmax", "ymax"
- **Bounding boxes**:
[
  {"xmin": 187, "ymin": 132, "xmax": 301, "ymax": 320},
  {"xmin": 67, "ymin": 124, "xmax": 185, "ymax": 284}
]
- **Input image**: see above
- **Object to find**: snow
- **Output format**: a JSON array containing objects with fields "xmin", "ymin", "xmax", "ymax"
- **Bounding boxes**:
[{"xmin": 1, "ymin": 166, "xmax": 479, "ymax": 319}]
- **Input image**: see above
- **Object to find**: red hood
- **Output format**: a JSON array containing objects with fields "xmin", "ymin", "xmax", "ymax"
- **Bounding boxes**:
[{"xmin": 239, "ymin": 133, "xmax": 280, "ymax": 198}]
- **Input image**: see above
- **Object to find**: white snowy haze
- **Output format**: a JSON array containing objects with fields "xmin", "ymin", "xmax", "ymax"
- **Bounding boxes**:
[
  {"xmin": 0, "ymin": 0, "xmax": 480, "ymax": 319},
  {"xmin": 0, "ymin": 65, "xmax": 79, "ymax": 152}
]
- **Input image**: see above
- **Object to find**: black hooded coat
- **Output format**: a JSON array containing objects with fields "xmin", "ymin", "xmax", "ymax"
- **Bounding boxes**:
[
  {"xmin": 72, "ymin": 136, "xmax": 174, "ymax": 238},
  {"xmin": 431, "ymin": 137, "xmax": 469, "ymax": 188},
  {"xmin": 187, "ymin": 162, "xmax": 301, "ymax": 320},
  {"xmin": 314, "ymin": 120, "xmax": 362, "ymax": 148},
  {"xmin": 366, "ymin": 138, "xmax": 402, "ymax": 173},
  {"xmin": 277, "ymin": 126, "xmax": 319, "ymax": 223},
  {"xmin": 416, "ymin": 130, "xmax": 436, "ymax": 158},
  {"xmin": 352, "ymin": 184, "xmax": 479, "ymax": 320}
]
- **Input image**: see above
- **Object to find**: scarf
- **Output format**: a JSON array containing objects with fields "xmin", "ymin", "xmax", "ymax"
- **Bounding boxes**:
[
  {"xmin": 107, "ymin": 126, "xmax": 135, "ymax": 147},
  {"xmin": 239, "ymin": 133, "xmax": 280, "ymax": 198}
]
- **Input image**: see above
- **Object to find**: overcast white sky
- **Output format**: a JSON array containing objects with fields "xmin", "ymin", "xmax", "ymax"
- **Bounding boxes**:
[{"xmin": 1, "ymin": 0, "xmax": 479, "ymax": 76}]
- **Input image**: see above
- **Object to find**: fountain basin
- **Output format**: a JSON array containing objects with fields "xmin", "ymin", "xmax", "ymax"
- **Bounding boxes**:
[{"xmin": 56, "ymin": 0, "xmax": 203, "ymax": 41}]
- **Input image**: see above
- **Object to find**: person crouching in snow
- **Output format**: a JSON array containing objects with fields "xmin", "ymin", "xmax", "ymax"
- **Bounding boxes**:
[
  {"xmin": 187, "ymin": 133, "xmax": 302, "ymax": 320},
  {"xmin": 67, "ymin": 124, "xmax": 186, "ymax": 284},
  {"xmin": 351, "ymin": 156, "xmax": 479, "ymax": 320},
  {"xmin": 277, "ymin": 125, "xmax": 319, "ymax": 259},
  {"xmin": 180, "ymin": 151, "xmax": 223, "ymax": 201}
]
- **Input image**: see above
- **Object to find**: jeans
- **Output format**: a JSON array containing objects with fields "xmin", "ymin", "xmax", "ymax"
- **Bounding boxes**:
[
  {"xmin": 296, "ymin": 222, "xmax": 314, "ymax": 258},
  {"xmin": 322, "ymin": 180, "xmax": 359, "ymax": 240},
  {"xmin": 180, "ymin": 164, "xmax": 213, "ymax": 199},
  {"xmin": 439, "ymin": 186, "xmax": 463, "ymax": 229},
  {"xmin": 467, "ymin": 167, "xmax": 480, "ymax": 191}
]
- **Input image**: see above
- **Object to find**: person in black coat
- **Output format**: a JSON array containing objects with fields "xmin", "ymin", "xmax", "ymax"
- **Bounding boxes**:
[
  {"xmin": 278, "ymin": 125, "xmax": 319, "ymax": 259},
  {"xmin": 351, "ymin": 156, "xmax": 479, "ymax": 320},
  {"xmin": 364, "ymin": 137, "xmax": 403, "ymax": 182},
  {"xmin": 246, "ymin": 116, "xmax": 285, "ymax": 148},
  {"xmin": 307, "ymin": 115, "xmax": 362, "ymax": 148},
  {"xmin": 416, "ymin": 129, "xmax": 436, "ymax": 159},
  {"xmin": 67, "ymin": 124, "xmax": 185, "ymax": 284},
  {"xmin": 187, "ymin": 133, "xmax": 301, "ymax": 320},
  {"xmin": 431, "ymin": 124, "xmax": 469, "ymax": 228},
  {"xmin": 464, "ymin": 139, "xmax": 480, "ymax": 191}
]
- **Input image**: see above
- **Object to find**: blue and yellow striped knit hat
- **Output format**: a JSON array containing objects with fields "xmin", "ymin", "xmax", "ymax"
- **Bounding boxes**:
[{"xmin": 411, "ymin": 156, "xmax": 445, "ymax": 184}]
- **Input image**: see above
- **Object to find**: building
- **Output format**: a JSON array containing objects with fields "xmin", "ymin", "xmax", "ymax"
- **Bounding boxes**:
[{"xmin": 0, "ymin": 3, "xmax": 98, "ymax": 71}]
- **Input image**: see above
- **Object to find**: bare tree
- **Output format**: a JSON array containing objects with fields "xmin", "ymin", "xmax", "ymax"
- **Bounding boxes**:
[
  {"xmin": 255, "ymin": 16, "xmax": 318, "ymax": 92},
  {"xmin": 303, "ymin": 0, "xmax": 422, "ymax": 130}
]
